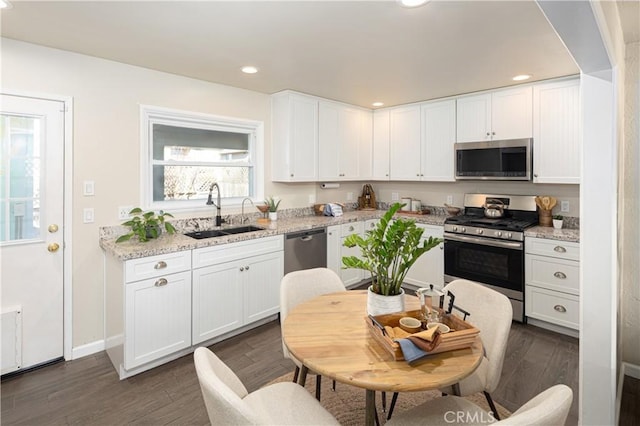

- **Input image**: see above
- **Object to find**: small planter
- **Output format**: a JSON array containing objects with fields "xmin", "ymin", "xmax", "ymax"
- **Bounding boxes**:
[
  {"xmin": 268, "ymin": 211, "xmax": 278, "ymax": 221},
  {"xmin": 367, "ymin": 285, "xmax": 405, "ymax": 316},
  {"xmin": 553, "ymin": 219, "xmax": 563, "ymax": 229}
]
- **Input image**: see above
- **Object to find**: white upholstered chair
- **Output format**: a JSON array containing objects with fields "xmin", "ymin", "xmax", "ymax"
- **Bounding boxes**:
[
  {"xmin": 386, "ymin": 384, "xmax": 573, "ymax": 426},
  {"xmin": 387, "ymin": 278, "xmax": 513, "ymax": 420},
  {"xmin": 280, "ymin": 267, "xmax": 346, "ymax": 399},
  {"xmin": 193, "ymin": 346, "xmax": 339, "ymax": 425}
]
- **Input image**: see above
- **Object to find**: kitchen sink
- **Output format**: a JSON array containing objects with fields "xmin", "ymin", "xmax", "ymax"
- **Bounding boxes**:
[{"xmin": 184, "ymin": 225, "xmax": 264, "ymax": 239}]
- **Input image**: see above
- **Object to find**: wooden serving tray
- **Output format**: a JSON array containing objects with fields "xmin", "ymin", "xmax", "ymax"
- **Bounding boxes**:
[{"xmin": 366, "ymin": 309, "xmax": 480, "ymax": 361}]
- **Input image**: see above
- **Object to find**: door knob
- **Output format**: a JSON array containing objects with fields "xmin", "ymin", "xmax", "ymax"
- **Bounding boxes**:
[
  {"xmin": 48, "ymin": 224, "xmax": 59, "ymax": 233},
  {"xmin": 47, "ymin": 243, "xmax": 60, "ymax": 252}
]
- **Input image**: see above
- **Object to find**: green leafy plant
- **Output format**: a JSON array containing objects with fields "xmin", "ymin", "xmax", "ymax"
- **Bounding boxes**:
[
  {"xmin": 264, "ymin": 196, "xmax": 281, "ymax": 212},
  {"xmin": 116, "ymin": 208, "xmax": 176, "ymax": 243},
  {"xmin": 553, "ymin": 214, "xmax": 564, "ymax": 220},
  {"xmin": 342, "ymin": 202, "xmax": 443, "ymax": 296}
]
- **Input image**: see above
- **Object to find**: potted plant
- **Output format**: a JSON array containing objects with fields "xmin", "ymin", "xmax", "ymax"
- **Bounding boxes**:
[
  {"xmin": 553, "ymin": 214, "xmax": 564, "ymax": 229},
  {"xmin": 265, "ymin": 196, "xmax": 281, "ymax": 221},
  {"xmin": 342, "ymin": 202, "xmax": 443, "ymax": 315},
  {"xmin": 116, "ymin": 208, "xmax": 176, "ymax": 243}
]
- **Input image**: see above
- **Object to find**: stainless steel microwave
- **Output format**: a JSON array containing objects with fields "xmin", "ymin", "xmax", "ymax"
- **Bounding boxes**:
[{"xmin": 454, "ymin": 138, "xmax": 532, "ymax": 181}]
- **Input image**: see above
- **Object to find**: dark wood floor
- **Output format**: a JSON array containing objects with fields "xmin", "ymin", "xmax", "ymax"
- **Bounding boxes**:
[{"xmin": 1, "ymin": 318, "xmax": 634, "ymax": 425}]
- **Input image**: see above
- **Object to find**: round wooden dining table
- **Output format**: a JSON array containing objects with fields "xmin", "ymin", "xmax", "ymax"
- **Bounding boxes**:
[{"xmin": 282, "ymin": 290, "xmax": 483, "ymax": 426}]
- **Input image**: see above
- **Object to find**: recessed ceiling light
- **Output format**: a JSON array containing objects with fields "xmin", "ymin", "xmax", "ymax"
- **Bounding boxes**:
[
  {"xmin": 512, "ymin": 74, "xmax": 531, "ymax": 81},
  {"xmin": 372, "ymin": 102, "xmax": 384, "ymax": 107},
  {"xmin": 397, "ymin": 0, "xmax": 430, "ymax": 8},
  {"xmin": 241, "ymin": 66, "xmax": 258, "ymax": 74},
  {"xmin": 0, "ymin": 0, "xmax": 13, "ymax": 9}
]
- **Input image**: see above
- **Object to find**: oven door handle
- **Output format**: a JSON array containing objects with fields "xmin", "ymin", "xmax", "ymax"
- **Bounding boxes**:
[{"xmin": 444, "ymin": 232, "xmax": 523, "ymax": 250}]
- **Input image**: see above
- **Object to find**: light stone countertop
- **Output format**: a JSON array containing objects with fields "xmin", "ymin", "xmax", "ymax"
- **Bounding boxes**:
[
  {"xmin": 100, "ymin": 210, "xmax": 448, "ymax": 261},
  {"xmin": 100, "ymin": 210, "xmax": 580, "ymax": 261},
  {"xmin": 524, "ymin": 226, "xmax": 580, "ymax": 243}
]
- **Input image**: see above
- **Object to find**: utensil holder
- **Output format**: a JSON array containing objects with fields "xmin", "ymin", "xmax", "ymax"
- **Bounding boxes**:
[{"xmin": 539, "ymin": 210, "xmax": 552, "ymax": 227}]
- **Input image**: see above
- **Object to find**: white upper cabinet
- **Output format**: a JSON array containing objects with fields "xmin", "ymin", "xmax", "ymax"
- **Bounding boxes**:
[
  {"xmin": 421, "ymin": 99, "xmax": 456, "ymax": 182},
  {"xmin": 532, "ymin": 78, "xmax": 580, "ymax": 184},
  {"xmin": 456, "ymin": 86, "xmax": 533, "ymax": 142},
  {"xmin": 271, "ymin": 91, "xmax": 319, "ymax": 182},
  {"xmin": 389, "ymin": 105, "xmax": 422, "ymax": 180},
  {"xmin": 371, "ymin": 110, "xmax": 390, "ymax": 180},
  {"xmin": 318, "ymin": 101, "xmax": 372, "ymax": 181}
]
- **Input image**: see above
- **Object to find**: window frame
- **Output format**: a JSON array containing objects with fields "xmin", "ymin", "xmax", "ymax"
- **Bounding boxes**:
[{"xmin": 140, "ymin": 105, "xmax": 264, "ymax": 213}]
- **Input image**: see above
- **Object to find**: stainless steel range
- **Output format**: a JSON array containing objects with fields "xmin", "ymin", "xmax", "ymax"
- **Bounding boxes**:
[{"xmin": 443, "ymin": 194, "xmax": 539, "ymax": 322}]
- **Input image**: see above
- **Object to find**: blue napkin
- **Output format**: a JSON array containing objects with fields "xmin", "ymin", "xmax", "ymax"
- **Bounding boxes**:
[{"xmin": 397, "ymin": 338, "xmax": 430, "ymax": 365}]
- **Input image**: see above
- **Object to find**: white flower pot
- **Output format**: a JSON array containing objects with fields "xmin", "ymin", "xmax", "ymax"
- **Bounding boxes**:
[
  {"xmin": 268, "ymin": 211, "xmax": 278, "ymax": 221},
  {"xmin": 553, "ymin": 219, "xmax": 563, "ymax": 229},
  {"xmin": 367, "ymin": 285, "xmax": 405, "ymax": 316}
]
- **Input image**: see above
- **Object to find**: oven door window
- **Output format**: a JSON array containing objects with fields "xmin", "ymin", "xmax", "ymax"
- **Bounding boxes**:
[{"xmin": 444, "ymin": 239, "xmax": 523, "ymax": 292}]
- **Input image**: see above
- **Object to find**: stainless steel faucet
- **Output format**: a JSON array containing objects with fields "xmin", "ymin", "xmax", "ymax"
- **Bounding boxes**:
[
  {"xmin": 241, "ymin": 198, "xmax": 255, "ymax": 224},
  {"xmin": 206, "ymin": 183, "xmax": 223, "ymax": 226}
]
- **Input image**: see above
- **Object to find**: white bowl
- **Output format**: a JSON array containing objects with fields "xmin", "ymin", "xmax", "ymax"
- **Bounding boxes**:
[
  {"xmin": 427, "ymin": 322, "xmax": 450, "ymax": 333},
  {"xmin": 399, "ymin": 316, "xmax": 422, "ymax": 333}
]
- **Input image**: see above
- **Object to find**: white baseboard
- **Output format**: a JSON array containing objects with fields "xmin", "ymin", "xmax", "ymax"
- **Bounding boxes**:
[
  {"xmin": 71, "ymin": 339, "xmax": 105, "ymax": 360},
  {"xmin": 623, "ymin": 362, "xmax": 640, "ymax": 380}
]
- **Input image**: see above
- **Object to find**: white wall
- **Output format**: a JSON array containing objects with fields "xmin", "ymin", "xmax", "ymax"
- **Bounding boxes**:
[{"xmin": 0, "ymin": 38, "xmax": 318, "ymax": 347}]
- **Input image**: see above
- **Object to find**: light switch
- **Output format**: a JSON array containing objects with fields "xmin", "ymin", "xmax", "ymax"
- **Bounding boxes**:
[
  {"xmin": 83, "ymin": 208, "xmax": 95, "ymax": 224},
  {"xmin": 83, "ymin": 180, "xmax": 95, "ymax": 196}
]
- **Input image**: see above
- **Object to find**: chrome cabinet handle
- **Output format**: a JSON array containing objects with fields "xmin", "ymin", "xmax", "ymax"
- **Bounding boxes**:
[
  {"xmin": 554, "ymin": 246, "xmax": 567, "ymax": 253},
  {"xmin": 348, "ymin": 226, "xmax": 354, "ymax": 232},
  {"xmin": 554, "ymin": 305, "xmax": 567, "ymax": 313},
  {"xmin": 245, "ymin": 265, "xmax": 250, "ymax": 271},
  {"xmin": 240, "ymin": 267, "xmax": 244, "ymax": 272},
  {"xmin": 155, "ymin": 278, "xmax": 168, "ymax": 287},
  {"xmin": 554, "ymin": 271, "xmax": 567, "ymax": 279},
  {"xmin": 154, "ymin": 261, "xmax": 167, "ymax": 270}
]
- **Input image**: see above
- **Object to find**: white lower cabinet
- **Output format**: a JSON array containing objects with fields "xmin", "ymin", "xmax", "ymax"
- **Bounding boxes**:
[
  {"xmin": 404, "ymin": 224, "xmax": 444, "ymax": 290},
  {"xmin": 327, "ymin": 221, "xmax": 369, "ymax": 288},
  {"xmin": 125, "ymin": 271, "xmax": 192, "ymax": 368},
  {"xmin": 105, "ymin": 235, "xmax": 283, "ymax": 379},
  {"xmin": 525, "ymin": 237, "xmax": 580, "ymax": 333},
  {"xmin": 192, "ymin": 236, "xmax": 283, "ymax": 344}
]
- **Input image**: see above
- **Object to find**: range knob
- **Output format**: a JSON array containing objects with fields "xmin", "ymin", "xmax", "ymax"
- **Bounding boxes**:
[
  {"xmin": 453, "ymin": 226, "xmax": 458, "ymax": 232},
  {"xmin": 496, "ymin": 231, "xmax": 503, "ymax": 237},
  {"xmin": 507, "ymin": 232, "xmax": 513, "ymax": 239},
  {"xmin": 476, "ymin": 229, "xmax": 483, "ymax": 235},
  {"xmin": 461, "ymin": 227, "xmax": 466, "ymax": 233}
]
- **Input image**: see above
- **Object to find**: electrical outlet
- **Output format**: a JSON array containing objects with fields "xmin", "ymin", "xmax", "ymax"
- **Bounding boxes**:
[
  {"xmin": 83, "ymin": 180, "xmax": 95, "ymax": 196},
  {"xmin": 561, "ymin": 200, "xmax": 570, "ymax": 213},
  {"xmin": 118, "ymin": 205, "xmax": 134, "ymax": 220},
  {"xmin": 346, "ymin": 192, "xmax": 353, "ymax": 201},
  {"xmin": 391, "ymin": 192, "xmax": 399, "ymax": 201},
  {"xmin": 446, "ymin": 195, "xmax": 453, "ymax": 205},
  {"xmin": 83, "ymin": 208, "xmax": 95, "ymax": 224}
]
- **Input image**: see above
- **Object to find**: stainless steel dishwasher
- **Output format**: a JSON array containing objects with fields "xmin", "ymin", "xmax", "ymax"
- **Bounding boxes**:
[{"xmin": 284, "ymin": 228, "xmax": 327, "ymax": 274}]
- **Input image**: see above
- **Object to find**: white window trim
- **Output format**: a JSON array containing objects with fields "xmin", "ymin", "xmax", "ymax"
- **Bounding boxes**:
[{"xmin": 140, "ymin": 105, "xmax": 264, "ymax": 213}]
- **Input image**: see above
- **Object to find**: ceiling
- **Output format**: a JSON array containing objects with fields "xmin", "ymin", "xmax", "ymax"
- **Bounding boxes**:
[{"xmin": 1, "ymin": 0, "xmax": 632, "ymax": 108}]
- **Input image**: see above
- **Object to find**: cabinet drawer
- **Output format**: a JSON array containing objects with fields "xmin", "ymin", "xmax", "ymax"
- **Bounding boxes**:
[
  {"xmin": 525, "ymin": 237, "xmax": 579, "ymax": 261},
  {"xmin": 341, "ymin": 221, "xmax": 364, "ymax": 237},
  {"xmin": 525, "ymin": 285, "xmax": 579, "ymax": 330},
  {"xmin": 525, "ymin": 254, "xmax": 579, "ymax": 295},
  {"xmin": 193, "ymin": 235, "xmax": 283, "ymax": 269},
  {"xmin": 125, "ymin": 251, "xmax": 191, "ymax": 283}
]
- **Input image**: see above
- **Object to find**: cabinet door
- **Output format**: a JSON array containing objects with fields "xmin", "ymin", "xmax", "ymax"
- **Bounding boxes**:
[
  {"xmin": 125, "ymin": 271, "xmax": 191, "ymax": 368},
  {"xmin": 404, "ymin": 225, "xmax": 444, "ymax": 289},
  {"xmin": 359, "ymin": 110, "xmax": 373, "ymax": 180},
  {"xmin": 192, "ymin": 262, "xmax": 243, "ymax": 344},
  {"xmin": 421, "ymin": 99, "xmax": 456, "ymax": 181},
  {"xmin": 532, "ymin": 79, "xmax": 580, "ymax": 184},
  {"xmin": 326, "ymin": 225, "xmax": 342, "ymax": 275},
  {"xmin": 271, "ymin": 92, "xmax": 318, "ymax": 182},
  {"xmin": 389, "ymin": 106, "xmax": 422, "ymax": 180},
  {"xmin": 339, "ymin": 106, "xmax": 363, "ymax": 180},
  {"xmin": 340, "ymin": 222, "xmax": 365, "ymax": 287},
  {"xmin": 372, "ymin": 110, "xmax": 390, "ymax": 180},
  {"xmin": 456, "ymin": 93, "xmax": 491, "ymax": 142},
  {"xmin": 491, "ymin": 86, "xmax": 533, "ymax": 140},
  {"xmin": 318, "ymin": 101, "xmax": 341, "ymax": 180},
  {"xmin": 244, "ymin": 251, "xmax": 284, "ymax": 324}
]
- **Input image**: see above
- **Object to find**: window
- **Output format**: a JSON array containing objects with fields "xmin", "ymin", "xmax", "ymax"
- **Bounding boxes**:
[{"xmin": 141, "ymin": 106, "xmax": 264, "ymax": 212}]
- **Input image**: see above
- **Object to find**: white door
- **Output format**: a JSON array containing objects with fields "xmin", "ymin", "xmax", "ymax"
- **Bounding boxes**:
[{"xmin": 0, "ymin": 94, "xmax": 65, "ymax": 373}]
